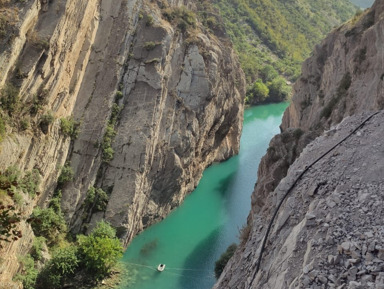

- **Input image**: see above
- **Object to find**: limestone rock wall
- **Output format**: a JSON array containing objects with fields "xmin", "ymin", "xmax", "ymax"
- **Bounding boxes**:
[
  {"xmin": 214, "ymin": 0, "xmax": 384, "ymax": 288},
  {"xmin": 0, "ymin": 0, "xmax": 245, "ymax": 285}
]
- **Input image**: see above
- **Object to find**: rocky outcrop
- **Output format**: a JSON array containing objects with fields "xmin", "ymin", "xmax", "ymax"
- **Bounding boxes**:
[
  {"xmin": 214, "ymin": 0, "xmax": 384, "ymax": 288},
  {"xmin": 215, "ymin": 112, "xmax": 384, "ymax": 289},
  {"xmin": 0, "ymin": 0, "xmax": 244, "ymax": 285}
]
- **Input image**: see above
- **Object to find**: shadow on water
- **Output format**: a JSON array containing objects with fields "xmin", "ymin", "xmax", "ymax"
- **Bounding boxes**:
[
  {"xmin": 140, "ymin": 239, "xmax": 159, "ymax": 256},
  {"xmin": 214, "ymin": 171, "xmax": 236, "ymax": 197},
  {"xmin": 178, "ymin": 228, "xmax": 221, "ymax": 289}
]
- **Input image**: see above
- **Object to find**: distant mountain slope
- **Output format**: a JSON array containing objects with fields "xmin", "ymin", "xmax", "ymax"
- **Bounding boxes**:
[
  {"xmin": 214, "ymin": 0, "xmax": 358, "ymax": 103},
  {"xmin": 350, "ymin": 0, "xmax": 374, "ymax": 8}
]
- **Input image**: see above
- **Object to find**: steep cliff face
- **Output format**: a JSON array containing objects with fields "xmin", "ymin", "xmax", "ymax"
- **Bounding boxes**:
[
  {"xmin": 0, "ymin": 0, "xmax": 244, "ymax": 286},
  {"xmin": 214, "ymin": 0, "xmax": 384, "ymax": 288}
]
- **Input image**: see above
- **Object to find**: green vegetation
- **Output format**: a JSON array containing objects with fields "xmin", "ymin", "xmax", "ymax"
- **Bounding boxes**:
[
  {"xmin": 14, "ymin": 254, "xmax": 38, "ymax": 289},
  {"xmin": 0, "ymin": 203, "xmax": 21, "ymax": 246},
  {"xmin": 143, "ymin": 41, "xmax": 160, "ymax": 51},
  {"xmin": 246, "ymin": 65, "xmax": 291, "ymax": 104},
  {"xmin": 30, "ymin": 236, "xmax": 46, "ymax": 261},
  {"xmin": 214, "ymin": 243, "xmax": 237, "ymax": 279},
  {"xmin": 60, "ymin": 117, "xmax": 79, "ymax": 139},
  {"xmin": 213, "ymin": 0, "xmax": 357, "ymax": 103},
  {"xmin": 36, "ymin": 246, "xmax": 79, "ymax": 289},
  {"xmin": 39, "ymin": 111, "xmax": 54, "ymax": 134},
  {"xmin": 20, "ymin": 169, "xmax": 41, "ymax": 197},
  {"xmin": 57, "ymin": 164, "xmax": 74, "ymax": 187},
  {"xmin": 35, "ymin": 221, "xmax": 123, "ymax": 288},
  {"xmin": 0, "ymin": 83, "xmax": 19, "ymax": 115},
  {"xmin": 162, "ymin": 6, "xmax": 197, "ymax": 33},
  {"xmin": 84, "ymin": 186, "xmax": 108, "ymax": 212},
  {"xmin": 77, "ymin": 222, "xmax": 123, "ymax": 278},
  {"xmin": 101, "ymin": 102, "xmax": 123, "ymax": 163},
  {"xmin": 29, "ymin": 206, "xmax": 67, "ymax": 245},
  {"xmin": 0, "ymin": 116, "xmax": 5, "ymax": 141}
]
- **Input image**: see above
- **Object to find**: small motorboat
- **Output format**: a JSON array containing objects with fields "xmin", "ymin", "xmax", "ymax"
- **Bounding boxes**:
[{"xmin": 157, "ymin": 264, "xmax": 166, "ymax": 272}]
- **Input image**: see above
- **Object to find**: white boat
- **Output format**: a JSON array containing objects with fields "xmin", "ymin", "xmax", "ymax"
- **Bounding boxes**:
[{"xmin": 157, "ymin": 264, "xmax": 166, "ymax": 272}]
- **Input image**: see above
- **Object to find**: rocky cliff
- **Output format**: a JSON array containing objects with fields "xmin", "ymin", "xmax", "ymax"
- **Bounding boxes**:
[
  {"xmin": 214, "ymin": 0, "xmax": 384, "ymax": 288},
  {"xmin": 0, "ymin": 0, "xmax": 245, "ymax": 286}
]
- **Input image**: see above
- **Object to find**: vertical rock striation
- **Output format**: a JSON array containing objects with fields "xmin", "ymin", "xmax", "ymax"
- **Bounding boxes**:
[{"xmin": 0, "ymin": 0, "xmax": 245, "ymax": 285}]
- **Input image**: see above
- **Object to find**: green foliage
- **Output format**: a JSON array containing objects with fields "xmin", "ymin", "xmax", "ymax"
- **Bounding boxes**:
[
  {"xmin": 60, "ymin": 117, "xmax": 80, "ymax": 138},
  {"xmin": 145, "ymin": 15, "xmax": 154, "ymax": 26},
  {"xmin": 14, "ymin": 254, "xmax": 38, "ymax": 289},
  {"xmin": 246, "ymin": 80, "xmax": 269, "ymax": 104},
  {"xmin": 143, "ymin": 41, "xmax": 159, "ymax": 51},
  {"xmin": 58, "ymin": 164, "xmax": 74, "ymax": 187},
  {"xmin": 0, "ymin": 116, "xmax": 5, "ymax": 141},
  {"xmin": 162, "ymin": 6, "xmax": 196, "ymax": 32},
  {"xmin": 77, "ymin": 222, "xmax": 123, "ymax": 278},
  {"xmin": 0, "ymin": 203, "xmax": 22, "ymax": 246},
  {"xmin": 29, "ymin": 207, "xmax": 67, "ymax": 245},
  {"xmin": 1, "ymin": 83, "xmax": 19, "ymax": 115},
  {"xmin": 36, "ymin": 246, "xmax": 79, "ymax": 289},
  {"xmin": 31, "ymin": 236, "xmax": 46, "ymax": 261},
  {"xmin": 261, "ymin": 65, "xmax": 278, "ymax": 82},
  {"xmin": 20, "ymin": 119, "xmax": 29, "ymax": 131},
  {"xmin": 39, "ymin": 111, "xmax": 54, "ymax": 134},
  {"xmin": 268, "ymin": 76, "xmax": 291, "ymax": 102},
  {"xmin": 102, "ymin": 124, "xmax": 116, "ymax": 162},
  {"xmin": 91, "ymin": 220, "xmax": 116, "ymax": 239},
  {"xmin": 214, "ymin": 243, "xmax": 237, "ymax": 279},
  {"xmin": 85, "ymin": 186, "xmax": 109, "ymax": 212},
  {"xmin": 213, "ymin": 0, "xmax": 357, "ymax": 84},
  {"xmin": 20, "ymin": 169, "xmax": 41, "ymax": 197}
]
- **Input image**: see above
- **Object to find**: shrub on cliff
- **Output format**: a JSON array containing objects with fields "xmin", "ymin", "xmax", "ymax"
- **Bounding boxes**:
[
  {"xmin": 29, "ymin": 206, "xmax": 67, "ymax": 245},
  {"xmin": 214, "ymin": 243, "xmax": 237, "ymax": 279},
  {"xmin": 77, "ymin": 221, "xmax": 123, "ymax": 279},
  {"xmin": 36, "ymin": 246, "xmax": 79, "ymax": 289}
]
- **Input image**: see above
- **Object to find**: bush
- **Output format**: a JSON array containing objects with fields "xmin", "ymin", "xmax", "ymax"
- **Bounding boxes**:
[
  {"xmin": 85, "ymin": 187, "xmax": 108, "ymax": 212},
  {"xmin": 29, "ymin": 207, "xmax": 67, "ymax": 245},
  {"xmin": 162, "ymin": 6, "xmax": 196, "ymax": 33},
  {"xmin": 58, "ymin": 164, "xmax": 74, "ymax": 187},
  {"xmin": 102, "ymin": 124, "xmax": 116, "ymax": 162},
  {"xmin": 0, "ymin": 83, "xmax": 19, "ymax": 115},
  {"xmin": 31, "ymin": 236, "xmax": 46, "ymax": 261},
  {"xmin": 246, "ymin": 79, "xmax": 269, "ymax": 104},
  {"xmin": 0, "ymin": 116, "xmax": 5, "ymax": 141},
  {"xmin": 60, "ymin": 117, "xmax": 79, "ymax": 139},
  {"xmin": 214, "ymin": 243, "xmax": 237, "ymax": 279},
  {"xmin": 36, "ymin": 246, "xmax": 79, "ymax": 289},
  {"xmin": 77, "ymin": 222, "xmax": 123, "ymax": 279},
  {"xmin": 0, "ymin": 203, "xmax": 22, "ymax": 246},
  {"xmin": 39, "ymin": 112, "xmax": 54, "ymax": 134},
  {"xmin": 20, "ymin": 169, "xmax": 41, "ymax": 197},
  {"xmin": 14, "ymin": 254, "xmax": 38, "ymax": 289},
  {"xmin": 143, "ymin": 41, "xmax": 159, "ymax": 51}
]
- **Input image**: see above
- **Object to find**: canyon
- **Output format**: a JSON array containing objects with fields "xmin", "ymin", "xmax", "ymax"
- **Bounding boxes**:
[
  {"xmin": 0, "ymin": 0, "xmax": 244, "ymax": 287},
  {"xmin": 214, "ymin": 0, "xmax": 384, "ymax": 288}
]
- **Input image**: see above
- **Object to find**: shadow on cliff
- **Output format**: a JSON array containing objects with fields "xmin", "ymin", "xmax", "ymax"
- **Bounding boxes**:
[{"xmin": 177, "ymin": 228, "xmax": 221, "ymax": 289}]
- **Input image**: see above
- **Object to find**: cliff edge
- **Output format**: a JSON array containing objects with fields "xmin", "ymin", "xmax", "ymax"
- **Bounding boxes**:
[
  {"xmin": 214, "ymin": 0, "xmax": 384, "ymax": 288},
  {"xmin": 0, "ymin": 0, "xmax": 245, "ymax": 286}
]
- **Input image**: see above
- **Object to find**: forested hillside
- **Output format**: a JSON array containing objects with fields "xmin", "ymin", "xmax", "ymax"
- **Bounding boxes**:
[{"xmin": 213, "ymin": 0, "xmax": 358, "ymax": 104}]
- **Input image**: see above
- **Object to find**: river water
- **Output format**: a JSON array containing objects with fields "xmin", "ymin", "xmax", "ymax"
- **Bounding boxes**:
[{"xmin": 118, "ymin": 103, "xmax": 288, "ymax": 289}]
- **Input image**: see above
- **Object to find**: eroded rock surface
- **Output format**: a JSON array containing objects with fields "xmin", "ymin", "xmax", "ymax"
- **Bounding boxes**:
[
  {"xmin": 215, "ymin": 112, "xmax": 384, "ymax": 289},
  {"xmin": 214, "ymin": 0, "xmax": 384, "ymax": 288},
  {"xmin": 0, "ymin": 0, "xmax": 244, "ymax": 285}
]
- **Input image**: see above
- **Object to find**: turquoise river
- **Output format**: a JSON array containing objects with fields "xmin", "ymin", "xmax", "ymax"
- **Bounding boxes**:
[{"xmin": 119, "ymin": 102, "xmax": 288, "ymax": 289}]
